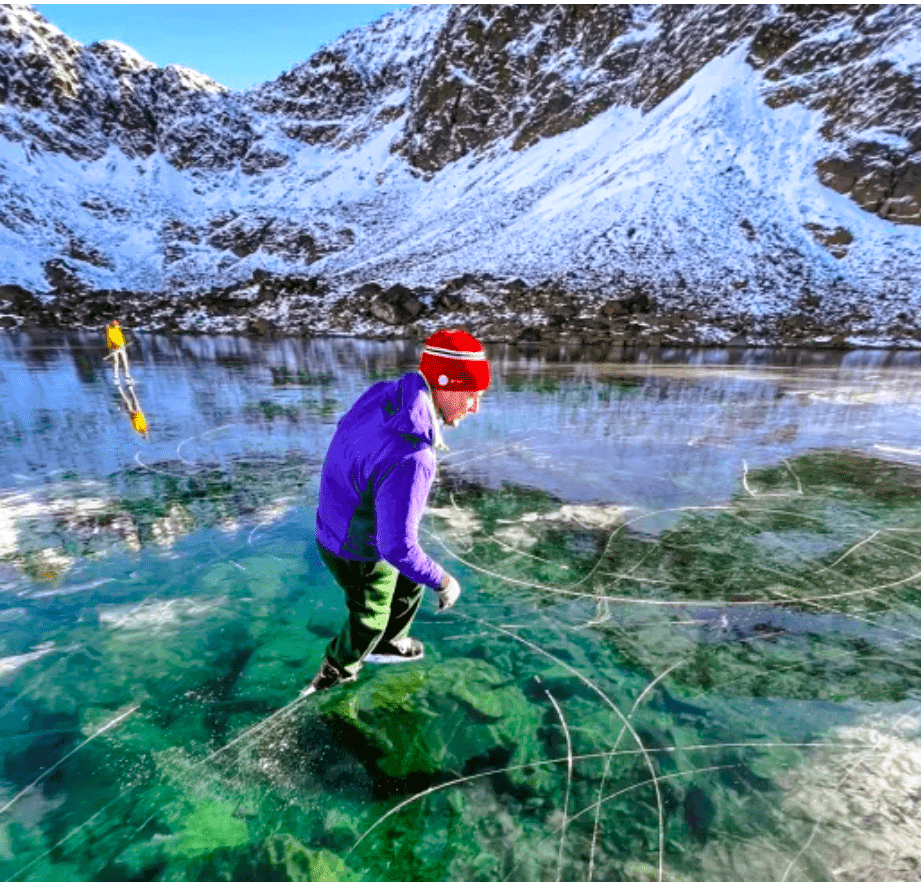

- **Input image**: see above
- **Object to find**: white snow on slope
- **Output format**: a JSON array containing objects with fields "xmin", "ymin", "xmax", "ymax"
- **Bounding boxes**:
[
  {"xmin": 294, "ymin": 47, "xmax": 920, "ymax": 321},
  {"xmin": 885, "ymin": 33, "xmax": 921, "ymax": 73}
]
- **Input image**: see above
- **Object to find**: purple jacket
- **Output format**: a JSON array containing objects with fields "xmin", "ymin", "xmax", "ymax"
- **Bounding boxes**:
[{"xmin": 316, "ymin": 371, "xmax": 446, "ymax": 590}]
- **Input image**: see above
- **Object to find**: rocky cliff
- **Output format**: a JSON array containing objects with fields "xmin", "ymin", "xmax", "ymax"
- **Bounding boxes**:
[
  {"xmin": 395, "ymin": 5, "xmax": 921, "ymax": 228},
  {"xmin": 0, "ymin": 3, "xmax": 919, "ymax": 349}
]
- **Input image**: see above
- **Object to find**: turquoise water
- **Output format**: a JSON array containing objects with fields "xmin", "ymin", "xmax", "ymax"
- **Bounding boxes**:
[{"xmin": 3, "ymin": 332, "xmax": 921, "ymax": 881}]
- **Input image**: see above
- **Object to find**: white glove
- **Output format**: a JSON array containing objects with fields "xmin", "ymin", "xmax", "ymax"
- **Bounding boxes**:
[{"xmin": 436, "ymin": 574, "xmax": 461, "ymax": 611}]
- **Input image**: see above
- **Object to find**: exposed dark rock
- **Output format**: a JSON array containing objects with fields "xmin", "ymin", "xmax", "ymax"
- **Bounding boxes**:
[
  {"xmin": 442, "ymin": 273, "xmax": 480, "ymax": 293},
  {"xmin": 547, "ymin": 303, "xmax": 578, "ymax": 328},
  {"xmin": 394, "ymin": 4, "xmax": 920, "ymax": 227},
  {"xmin": 245, "ymin": 8, "xmax": 440, "ymax": 155},
  {"xmin": 798, "ymin": 290, "xmax": 823, "ymax": 311},
  {"xmin": 240, "ymin": 143, "xmax": 290, "ymax": 175},
  {"xmin": 804, "ymin": 222, "xmax": 854, "ymax": 258},
  {"xmin": 599, "ymin": 287, "xmax": 656, "ymax": 318},
  {"xmin": 163, "ymin": 218, "xmax": 200, "ymax": 245},
  {"xmin": 0, "ymin": 284, "xmax": 36, "ymax": 306},
  {"xmin": 369, "ymin": 298, "xmax": 399, "ymax": 325},
  {"xmin": 516, "ymin": 326, "xmax": 545, "ymax": 344},
  {"xmin": 598, "ymin": 300, "xmax": 629, "ymax": 323},
  {"xmin": 247, "ymin": 317, "xmax": 274, "ymax": 336},
  {"xmin": 748, "ymin": 15, "xmax": 805, "ymax": 66},
  {"xmin": 2, "ymin": 3, "xmax": 919, "ymax": 222},
  {"xmin": 257, "ymin": 275, "xmax": 324, "ymax": 300},
  {"xmin": 393, "ymin": 6, "xmax": 763, "ymax": 169},
  {"xmin": 0, "ymin": 270, "xmax": 877, "ymax": 351},
  {"xmin": 0, "ymin": 284, "xmax": 44, "ymax": 328},
  {"xmin": 356, "ymin": 282, "xmax": 383, "ymax": 299},
  {"xmin": 204, "ymin": 215, "xmax": 353, "ymax": 263},
  {"xmin": 43, "ymin": 258, "xmax": 84, "ymax": 293},
  {"xmin": 437, "ymin": 291, "xmax": 464, "ymax": 311},
  {"xmin": 79, "ymin": 196, "xmax": 130, "ymax": 222},
  {"xmin": 815, "ymin": 145, "xmax": 921, "ymax": 226},
  {"xmin": 68, "ymin": 238, "xmax": 114, "ymax": 269},
  {"xmin": 368, "ymin": 283, "xmax": 426, "ymax": 325}
]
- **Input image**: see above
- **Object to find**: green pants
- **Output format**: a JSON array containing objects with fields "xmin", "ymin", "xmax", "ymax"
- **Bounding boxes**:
[{"xmin": 318, "ymin": 541, "xmax": 425, "ymax": 675}]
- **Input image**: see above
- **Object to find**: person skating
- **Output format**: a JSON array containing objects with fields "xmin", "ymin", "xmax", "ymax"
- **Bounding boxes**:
[
  {"xmin": 305, "ymin": 328, "xmax": 490, "ymax": 694},
  {"xmin": 104, "ymin": 320, "xmax": 132, "ymax": 383}
]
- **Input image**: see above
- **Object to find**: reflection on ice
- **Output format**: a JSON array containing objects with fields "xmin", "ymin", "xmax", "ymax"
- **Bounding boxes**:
[
  {"xmin": 0, "ymin": 645, "xmax": 58, "ymax": 679},
  {"xmin": 516, "ymin": 503, "xmax": 633, "ymax": 530},
  {"xmin": 700, "ymin": 711, "xmax": 921, "ymax": 882},
  {"xmin": 0, "ymin": 783, "xmax": 64, "ymax": 834},
  {"xmin": 0, "ymin": 454, "xmax": 313, "ymax": 580},
  {"xmin": 874, "ymin": 443, "xmax": 921, "ymax": 459},
  {"xmin": 97, "ymin": 598, "xmax": 227, "ymax": 632}
]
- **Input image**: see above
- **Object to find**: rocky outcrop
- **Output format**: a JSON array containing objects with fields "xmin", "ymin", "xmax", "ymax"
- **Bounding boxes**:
[
  {"xmin": 748, "ymin": 4, "xmax": 921, "ymax": 227},
  {"xmin": 804, "ymin": 222, "xmax": 854, "ymax": 259},
  {"xmin": 361, "ymin": 282, "xmax": 426, "ymax": 325},
  {"xmin": 245, "ymin": 5, "xmax": 446, "ymax": 152},
  {"xmin": 816, "ymin": 146, "xmax": 921, "ymax": 226},
  {"xmin": 0, "ymin": 6, "xmax": 253, "ymax": 167},
  {"xmin": 203, "ymin": 213, "xmax": 354, "ymax": 263},
  {"xmin": 393, "ymin": 5, "xmax": 763, "ymax": 170},
  {"xmin": 247, "ymin": 49, "xmax": 399, "ymax": 151}
]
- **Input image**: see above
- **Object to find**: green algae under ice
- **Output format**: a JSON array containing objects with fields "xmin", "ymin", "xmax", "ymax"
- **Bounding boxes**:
[{"xmin": 3, "ymin": 334, "xmax": 921, "ymax": 881}]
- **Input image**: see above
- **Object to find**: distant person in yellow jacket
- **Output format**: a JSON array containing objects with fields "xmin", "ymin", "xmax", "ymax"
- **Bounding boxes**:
[{"xmin": 104, "ymin": 320, "xmax": 132, "ymax": 382}]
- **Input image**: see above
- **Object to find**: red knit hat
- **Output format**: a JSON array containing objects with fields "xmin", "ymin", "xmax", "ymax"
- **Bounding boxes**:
[{"xmin": 420, "ymin": 329, "xmax": 490, "ymax": 392}]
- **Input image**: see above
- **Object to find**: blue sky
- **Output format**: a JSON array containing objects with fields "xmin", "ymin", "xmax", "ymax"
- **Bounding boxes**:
[{"xmin": 34, "ymin": 4, "xmax": 408, "ymax": 91}]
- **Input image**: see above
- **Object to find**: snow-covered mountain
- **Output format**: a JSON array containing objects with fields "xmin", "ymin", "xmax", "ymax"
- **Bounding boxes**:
[{"xmin": 0, "ymin": 3, "xmax": 920, "ymax": 348}]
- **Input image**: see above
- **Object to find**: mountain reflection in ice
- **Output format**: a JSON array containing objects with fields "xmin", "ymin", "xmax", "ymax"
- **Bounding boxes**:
[{"xmin": 3, "ymin": 331, "xmax": 921, "ymax": 881}]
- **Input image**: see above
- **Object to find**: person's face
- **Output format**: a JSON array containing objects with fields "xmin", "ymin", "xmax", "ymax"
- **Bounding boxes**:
[{"xmin": 433, "ymin": 388, "xmax": 484, "ymax": 427}]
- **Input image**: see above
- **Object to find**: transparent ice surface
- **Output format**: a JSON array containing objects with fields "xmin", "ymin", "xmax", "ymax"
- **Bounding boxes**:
[{"xmin": 2, "ymin": 331, "xmax": 921, "ymax": 881}]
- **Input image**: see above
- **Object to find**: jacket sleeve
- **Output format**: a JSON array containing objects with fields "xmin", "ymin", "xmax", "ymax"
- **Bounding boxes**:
[{"xmin": 374, "ymin": 451, "xmax": 446, "ymax": 590}]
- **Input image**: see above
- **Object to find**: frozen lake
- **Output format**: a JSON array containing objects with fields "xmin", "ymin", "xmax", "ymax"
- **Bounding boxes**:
[{"xmin": 2, "ymin": 330, "xmax": 921, "ymax": 881}]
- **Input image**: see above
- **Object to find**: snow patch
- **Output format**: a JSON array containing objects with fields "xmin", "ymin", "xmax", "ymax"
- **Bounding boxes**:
[
  {"xmin": 163, "ymin": 63, "xmax": 227, "ymax": 93},
  {"xmin": 850, "ymin": 128, "xmax": 913, "ymax": 151},
  {"xmin": 884, "ymin": 33, "xmax": 921, "ymax": 74}
]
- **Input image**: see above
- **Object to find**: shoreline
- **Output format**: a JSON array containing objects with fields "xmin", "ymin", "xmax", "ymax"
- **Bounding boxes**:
[
  {"xmin": 6, "ymin": 273, "xmax": 921, "ymax": 354},
  {"xmin": 6, "ymin": 326, "xmax": 921, "ymax": 367}
]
